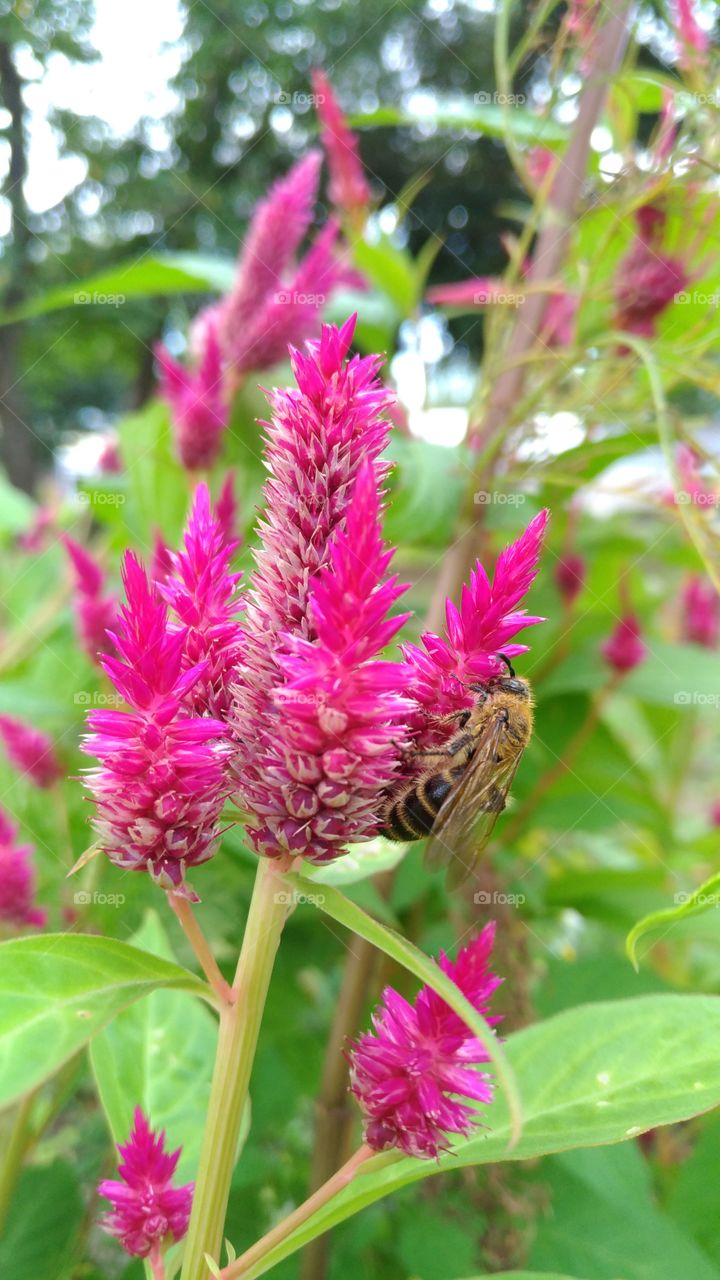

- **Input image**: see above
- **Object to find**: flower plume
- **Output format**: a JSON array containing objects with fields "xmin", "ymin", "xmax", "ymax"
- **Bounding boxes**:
[
  {"xmin": 98, "ymin": 1108, "xmax": 193, "ymax": 1260},
  {"xmin": 312, "ymin": 68, "xmax": 371, "ymax": 219},
  {"xmin": 0, "ymin": 809, "xmax": 46, "ymax": 930},
  {"xmin": 156, "ymin": 318, "xmax": 228, "ymax": 471},
  {"xmin": 63, "ymin": 535, "xmax": 118, "ymax": 665},
  {"xmin": 348, "ymin": 925, "xmax": 501, "ymax": 1158},
  {"xmin": 0, "ymin": 714, "xmax": 62, "ymax": 789}
]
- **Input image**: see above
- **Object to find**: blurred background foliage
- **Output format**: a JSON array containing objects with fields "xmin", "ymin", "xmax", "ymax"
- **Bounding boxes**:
[{"xmin": 1, "ymin": 0, "xmax": 720, "ymax": 1279}]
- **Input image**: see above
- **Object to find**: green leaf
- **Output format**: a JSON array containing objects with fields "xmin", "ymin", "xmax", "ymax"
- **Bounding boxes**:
[
  {"xmin": 353, "ymin": 236, "xmax": 420, "ymax": 316},
  {"xmin": 0, "ymin": 252, "xmax": 234, "ymax": 324},
  {"xmin": 90, "ymin": 911, "xmax": 218, "ymax": 1181},
  {"xmin": 0, "ymin": 1160, "xmax": 83, "ymax": 1280},
  {"xmin": 302, "ymin": 837, "xmax": 410, "ymax": 886},
  {"xmin": 626, "ymin": 870, "xmax": 720, "ymax": 970},
  {"xmin": 242, "ymin": 994, "xmax": 720, "ymax": 1278},
  {"xmin": 117, "ymin": 399, "xmax": 190, "ymax": 548},
  {"xmin": 456, "ymin": 1274, "xmax": 588, "ymax": 1280},
  {"xmin": 351, "ymin": 98, "xmax": 568, "ymax": 145},
  {"xmin": 384, "ymin": 436, "xmax": 469, "ymax": 549},
  {"xmin": 0, "ymin": 934, "xmax": 209, "ymax": 1108},
  {"xmin": 285, "ymin": 872, "xmax": 522, "ymax": 1145}
]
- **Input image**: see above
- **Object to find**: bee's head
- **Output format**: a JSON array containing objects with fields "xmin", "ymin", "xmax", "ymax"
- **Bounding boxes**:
[{"xmin": 498, "ymin": 675, "xmax": 531, "ymax": 699}]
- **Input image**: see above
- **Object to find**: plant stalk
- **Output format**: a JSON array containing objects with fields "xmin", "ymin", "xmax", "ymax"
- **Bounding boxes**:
[{"xmin": 180, "ymin": 859, "xmax": 289, "ymax": 1280}]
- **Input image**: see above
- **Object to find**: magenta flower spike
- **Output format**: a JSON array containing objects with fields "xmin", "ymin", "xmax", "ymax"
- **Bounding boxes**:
[
  {"xmin": 233, "ymin": 316, "xmax": 406, "ymax": 861},
  {"xmin": 242, "ymin": 461, "xmax": 412, "ymax": 862},
  {"xmin": 680, "ymin": 575, "xmax": 720, "ymax": 648},
  {"xmin": 348, "ymin": 924, "xmax": 501, "ymax": 1158},
  {"xmin": 675, "ymin": 443, "xmax": 718, "ymax": 508},
  {"xmin": 601, "ymin": 614, "xmax": 647, "ymax": 673},
  {"xmin": 427, "ymin": 272, "xmax": 577, "ymax": 349},
  {"xmin": 672, "ymin": 0, "xmax": 709, "ymax": 70},
  {"xmin": 0, "ymin": 809, "xmax": 46, "ymax": 930},
  {"xmin": 160, "ymin": 484, "xmax": 245, "ymax": 719},
  {"xmin": 155, "ymin": 319, "xmax": 228, "ymax": 471},
  {"xmin": 0, "ymin": 714, "xmax": 62, "ymax": 788},
  {"xmin": 82, "ymin": 553, "xmax": 232, "ymax": 899},
  {"xmin": 311, "ymin": 69, "xmax": 372, "ymax": 219},
  {"xmin": 402, "ymin": 510, "xmax": 548, "ymax": 726},
  {"xmin": 215, "ymin": 470, "xmax": 239, "ymax": 548},
  {"xmin": 614, "ymin": 208, "xmax": 689, "ymax": 340},
  {"xmin": 63, "ymin": 535, "xmax": 118, "ymax": 665},
  {"xmin": 98, "ymin": 1108, "xmax": 193, "ymax": 1261}
]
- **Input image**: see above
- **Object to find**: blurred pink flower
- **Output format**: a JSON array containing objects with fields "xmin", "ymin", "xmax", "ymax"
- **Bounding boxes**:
[
  {"xmin": 674, "ymin": 443, "xmax": 718, "ymax": 508},
  {"xmin": 98, "ymin": 437, "xmax": 123, "ymax": 474},
  {"xmin": 601, "ymin": 614, "xmax": 647, "ymax": 673},
  {"xmin": 98, "ymin": 1108, "xmax": 193, "ymax": 1261},
  {"xmin": 217, "ymin": 153, "xmax": 363, "ymax": 381},
  {"xmin": 155, "ymin": 318, "xmax": 228, "ymax": 471},
  {"xmin": 555, "ymin": 553, "xmax": 586, "ymax": 605},
  {"xmin": 427, "ymin": 270, "xmax": 577, "ymax": 348},
  {"xmin": 150, "ymin": 531, "xmax": 173, "ymax": 586},
  {"xmin": 242, "ymin": 462, "xmax": 412, "ymax": 863},
  {"xmin": 348, "ymin": 924, "xmax": 501, "ymax": 1158},
  {"xmin": 216, "ymin": 471, "xmax": 239, "ymax": 548},
  {"xmin": 402, "ymin": 510, "xmax": 548, "ymax": 731},
  {"xmin": 82, "ymin": 553, "xmax": 232, "ymax": 899},
  {"xmin": 233, "ymin": 316, "xmax": 402, "ymax": 861},
  {"xmin": 615, "ymin": 243, "xmax": 688, "ymax": 339},
  {"xmin": 672, "ymin": 0, "xmax": 709, "ymax": 70},
  {"xmin": 0, "ymin": 809, "xmax": 46, "ymax": 929},
  {"xmin": 161, "ymin": 484, "xmax": 244, "ymax": 720},
  {"xmin": 63, "ymin": 535, "xmax": 118, "ymax": 665},
  {"xmin": 680, "ymin": 575, "xmax": 720, "ymax": 647},
  {"xmin": 526, "ymin": 147, "xmax": 556, "ymax": 187},
  {"xmin": 311, "ymin": 68, "xmax": 372, "ymax": 218},
  {"xmin": 0, "ymin": 714, "xmax": 62, "ymax": 788},
  {"xmin": 17, "ymin": 505, "xmax": 55, "ymax": 553},
  {"xmin": 710, "ymin": 800, "xmax": 720, "ymax": 828}
]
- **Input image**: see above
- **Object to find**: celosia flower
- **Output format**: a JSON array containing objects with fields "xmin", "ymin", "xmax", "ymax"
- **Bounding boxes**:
[
  {"xmin": 63, "ymin": 535, "xmax": 117, "ymax": 665},
  {"xmin": 0, "ymin": 809, "xmax": 46, "ymax": 929},
  {"xmin": 601, "ymin": 614, "xmax": 647, "ymax": 673},
  {"xmin": 82, "ymin": 553, "xmax": 232, "ymax": 899},
  {"xmin": 155, "ymin": 318, "xmax": 227, "ymax": 471},
  {"xmin": 150, "ymin": 531, "xmax": 173, "ymax": 586},
  {"xmin": 242, "ymin": 462, "xmax": 412, "ymax": 862},
  {"xmin": 98, "ymin": 1108, "xmax": 193, "ymax": 1260},
  {"xmin": 614, "ymin": 208, "xmax": 689, "ymax": 339},
  {"xmin": 160, "ymin": 484, "xmax": 244, "ymax": 719},
  {"xmin": 311, "ymin": 69, "xmax": 372, "ymax": 219},
  {"xmin": 672, "ymin": 0, "xmax": 709, "ymax": 70},
  {"xmin": 216, "ymin": 152, "xmax": 363, "ymax": 381},
  {"xmin": 233, "ymin": 316, "xmax": 404, "ymax": 861},
  {"xmin": 348, "ymin": 924, "xmax": 501, "ymax": 1158},
  {"xmin": 680, "ymin": 575, "xmax": 720, "ymax": 648},
  {"xmin": 17, "ymin": 505, "xmax": 54, "ymax": 553},
  {"xmin": 0, "ymin": 715, "xmax": 62, "ymax": 788},
  {"xmin": 401, "ymin": 511, "xmax": 548, "ymax": 733},
  {"xmin": 555, "ymin": 553, "xmax": 586, "ymax": 605},
  {"xmin": 674, "ymin": 443, "xmax": 718, "ymax": 508},
  {"xmin": 216, "ymin": 470, "xmax": 239, "ymax": 547},
  {"xmin": 427, "ymin": 272, "xmax": 577, "ymax": 348}
]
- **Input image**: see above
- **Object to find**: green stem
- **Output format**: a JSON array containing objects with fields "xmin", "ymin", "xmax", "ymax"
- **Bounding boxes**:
[
  {"xmin": 0, "ymin": 1088, "xmax": 37, "ymax": 1234},
  {"xmin": 180, "ymin": 859, "xmax": 289, "ymax": 1280}
]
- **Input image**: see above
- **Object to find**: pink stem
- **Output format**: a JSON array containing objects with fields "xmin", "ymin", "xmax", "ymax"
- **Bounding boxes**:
[{"xmin": 167, "ymin": 892, "xmax": 235, "ymax": 1005}]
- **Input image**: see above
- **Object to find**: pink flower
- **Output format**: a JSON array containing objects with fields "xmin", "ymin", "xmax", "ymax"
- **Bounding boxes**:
[
  {"xmin": 0, "ymin": 809, "xmax": 46, "ymax": 929},
  {"xmin": 526, "ymin": 147, "xmax": 556, "ymax": 187},
  {"xmin": 710, "ymin": 801, "xmax": 720, "ymax": 828},
  {"xmin": 217, "ymin": 152, "xmax": 363, "ymax": 381},
  {"xmin": 0, "ymin": 715, "xmax": 62, "ymax": 788},
  {"xmin": 674, "ymin": 443, "xmax": 718, "ymax": 508},
  {"xmin": 555, "ymin": 553, "xmax": 586, "ymax": 605},
  {"xmin": 155, "ymin": 318, "xmax": 227, "ymax": 471},
  {"xmin": 150, "ymin": 531, "xmax": 174, "ymax": 586},
  {"xmin": 402, "ymin": 511, "xmax": 548, "ymax": 732},
  {"xmin": 427, "ymin": 272, "xmax": 577, "ymax": 349},
  {"xmin": 635, "ymin": 203, "xmax": 666, "ymax": 244},
  {"xmin": 614, "ymin": 222, "xmax": 689, "ymax": 339},
  {"xmin": 216, "ymin": 471, "xmax": 239, "ymax": 547},
  {"xmin": 233, "ymin": 316, "xmax": 402, "ymax": 861},
  {"xmin": 680, "ymin": 575, "xmax": 720, "ymax": 647},
  {"xmin": 17, "ymin": 506, "xmax": 54, "ymax": 553},
  {"xmin": 98, "ymin": 436, "xmax": 123, "ymax": 474},
  {"xmin": 601, "ymin": 614, "xmax": 647, "ymax": 673},
  {"xmin": 311, "ymin": 68, "xmax": 371, "ymax": 218},
  {"xmin": 160, "ymin": 484, "xmax": 244, "ymax": 719},
  {"xmin": 63, "ymin": 535, "xmax": 118, "ymax": 665},
  {"xmin": 348, "ymin": 925, "xmax": 501, "ymax": 1158},
  {"xmin": 241, "ymin": 462, "xmax": 412, "ymax": 863},
  {"xmin": 98, "ymin": 1108, "xmax": 193, "ymax": 1261},
  {"xmin": 672, "ymin": 0, "xmax": 709, "ymax": 70},
  {"xmin": 82, "ymin": 554, "xmax": 232, "ymax": 899}
]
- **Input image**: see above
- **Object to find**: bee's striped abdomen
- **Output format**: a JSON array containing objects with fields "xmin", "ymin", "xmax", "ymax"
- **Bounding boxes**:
[{"xmin": 381, "ymin": 768, "xmax": 464, "ymax": 841}]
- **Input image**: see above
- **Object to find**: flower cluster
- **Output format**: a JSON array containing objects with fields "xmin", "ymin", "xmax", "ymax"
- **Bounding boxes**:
[
  {"xmin": 0, "ymin": 714, "xmax": 62, "ymax": 788},
  {"xmin": 98, "ymin": 1108, "xmax": 193, "ymax": 1260},
  {"xmin": 348, "ymin": 925, "xmax": 501, "ymax": 1158},
  {"xmin": 233, "ymin": 316, "xmax": 408, "ymax": 861},
  {"xmin": 680, "ymin": 575, "xmax": 720, "ymax": 648},
  {"xmin": 311, "ymin": 69, "xmax": 371, "ymax": 220},
  {"xmin": 82, "ymin": 552, "xmax": 232, "ymax": 899},
  {"xmin": 614, "ymin": 207, "xmax": 689, "ymax": 340},
  {"xmin": 63, "ymin": 535, "xmax": 118, "ymax": 665},
  {"xmin": 0, "ymin": 809, "xmax": 46, "ymax": 930},
  {"xmin": 155, "ymin": 318, "xmax": 227, "ymax": 471}
]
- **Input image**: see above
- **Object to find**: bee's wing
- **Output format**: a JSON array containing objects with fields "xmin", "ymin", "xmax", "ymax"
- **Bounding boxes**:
[{"xmin": 424, "ymin": 712, "xmax": 525, "ymax": 887}]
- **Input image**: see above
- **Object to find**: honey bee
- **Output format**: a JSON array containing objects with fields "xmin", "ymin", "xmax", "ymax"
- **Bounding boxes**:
[{"xmin": 380, "ymin": 658, "xmax": 533, "ymax": 886}]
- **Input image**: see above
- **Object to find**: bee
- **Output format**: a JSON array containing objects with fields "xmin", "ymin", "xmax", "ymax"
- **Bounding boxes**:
[{"xmin": 380, "ymin": 658, "xmax": 533, "ymax": 886}]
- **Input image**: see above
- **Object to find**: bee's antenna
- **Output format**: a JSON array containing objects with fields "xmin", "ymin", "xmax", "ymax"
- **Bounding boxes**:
[{"xmin": 496, "ymin": 653, "xmax": 515, "ymax": 677}]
